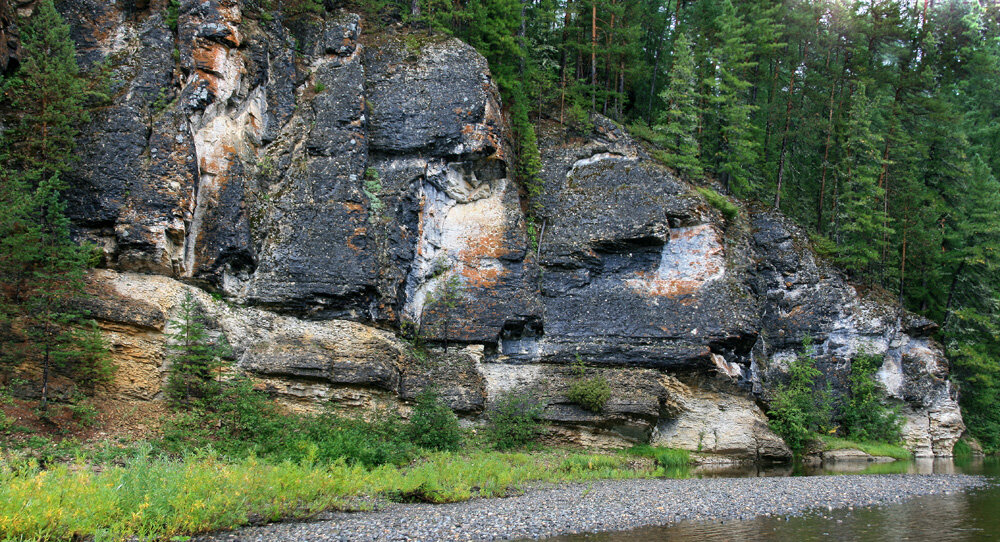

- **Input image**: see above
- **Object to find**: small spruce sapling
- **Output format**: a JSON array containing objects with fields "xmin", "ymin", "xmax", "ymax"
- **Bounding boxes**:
[{"xmin": 165, "ymin": 292, "xmax": 231, "ymax": 407}]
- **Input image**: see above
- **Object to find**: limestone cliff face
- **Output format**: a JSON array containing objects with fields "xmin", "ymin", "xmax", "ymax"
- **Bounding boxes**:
[{"xmin": 22, "ymin": 2, "xmax": 963, "ymax": 458}]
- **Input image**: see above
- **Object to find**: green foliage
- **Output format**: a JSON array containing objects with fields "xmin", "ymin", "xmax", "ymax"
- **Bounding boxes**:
[
  {"xmin": 626, "ymin": 445, "xmax": 691, "ymax": 468},
  {"xmin": 695, "ymin": 187, "xmax": 738, "ymax": 221},
  {"xmin": 257, "ymin": 154, "xmax": 276, "ymax": 177},
  {"xmin": 841, "ymin": 350, "xmax": 902, "ymax": 444},
  {"xmin": 67, "ymin": 399, "xmax": 99, "ymax": 428},
  {"xmin": 559, "ymin": 453, "xmax": 631, "ymax": 475},
  {"xmin": 949, "ymin": 337, "xmax": 1000, "ymax": 454},
  {"xmin": 313, "ymin": 81, "xmax": 326, "ymax": 93},
  {"xmin": 809, "ymin": 233, "xmax": 838, "ymax": 259},
  {"xmin": 405, "ymin": 388, "xmax": 463, "ymax": 452},
  {"xmin": 485, "ymin": 391, "xmax": 545, "ymax": 450},
  {"xmin": 833, "ymin": 85, "xmax": 892, "ymax": 281},
  {"xmin": 953, "ymin": 439, "xmax": 973, "ymax": 459},
  {"xmin": 151, "ymin": 86, "xmax": 175, "ymax": 115},
  {"xmin": 566, "ymin": 357, "xmax": 611, "ymax": 413},
  {"xmin": 0, "ymin": 0, "xmax": 111, "ymax": 408},
  {"xmin": 627, "ymin": 121, "xmax": 667, "ymax": 147},
  {"xmin": 362, "ymin": 167, "xmax": 384, "ymax": 224},
  {"xmin": 165, "ymin": 0, "xmax": 180, "ymax": 31},
  {"xmin": 159, "ymin": 377, "xmax": 414, "ymax": 467},
  {"xmin": 706, "ymin": 0, "xmax": 759, "ymax": 196},
  {"xmin": 767, "ymin": 338, "xmax": 833, "ymax": 454},
  {"xmin": 280, "ymin": 0, "xmax": 324, "ymax": 17},
  {"xmin": 1, "ymin": 0, "xmax": 91, "ymax": 177},
  {"xmin": 65, "ymin": 320, "xmax": 116, "ymax": 394},
  {"xmin": 164, "ymin": 292, "xmax": 231, "ymax": 407},
  {"xmin": 820, "ymin": 436, "xmax": 911, "ymax": 461},
  {"xmin": 424, "ymin": 274, "xmax": 464, "ymax": 351},
  {"xmin": 564, "ymin": 102, "xmax": 594, "ymax": 135},
  {"xmin": 654, "ymin": 33, "xmax": 703, "ymax": 178},
  {"xmin": 0, "ymin": 445, "xmax": 667, "ymax": 541}
]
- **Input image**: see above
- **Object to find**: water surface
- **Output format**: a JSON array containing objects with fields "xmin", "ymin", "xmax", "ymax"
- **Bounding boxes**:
[{"xmin": 544, "ymin": 458, "xmax": 999, "ymax": 541}]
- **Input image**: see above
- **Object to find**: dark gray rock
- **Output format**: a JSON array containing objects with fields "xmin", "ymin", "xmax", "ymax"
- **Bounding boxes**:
[
  {"xmin": 364, "ymin": 34, "xmax": 503, "ymax": 156},
  {"xmin": 0, "ymin": 0, "xmax": 18, "ymax": 75}
]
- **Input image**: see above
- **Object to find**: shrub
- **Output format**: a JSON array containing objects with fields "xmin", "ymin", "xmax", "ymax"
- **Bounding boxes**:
[
  {"xmin": 566, "ymin": 359, "xmax": 611, "ymax": 412},
  {"xmin": 485, "ymin": 392, "xmax": 546, "ymax": 450},
  {"xmin": 68, "ymin": 399, "xmax": 99, "ymax": 427},
  {"xmin": 953, "ymin": 439, "xmax": 973, "ymax": 459},
  {"xmin": 695, "ymin": 187, "xmax": 738, "ymax": 220},
  {"xmin": 809, "ymin": 233, "xmax": 839, "ymax": 259},
  {"xmin": 164, "ymin": 0, "xmax": 180, "ymax": 31},
  {"xmin": 567, "ymin": 377, "xmax": 611, "ymax": 412},
  {"xmin": 841, "ymin": 349, "xmax": 902, "ymax": 443},
  {"xmin": 158, "ymin": 377, "xmax": 414, "ymax": 467},
  {"xmin": 405, "ymin": 389, "xmax": 463, "ymax": 452},
  {"xmin": 767, "ymin": 338, "xmax": 833, "ymax": 454}
]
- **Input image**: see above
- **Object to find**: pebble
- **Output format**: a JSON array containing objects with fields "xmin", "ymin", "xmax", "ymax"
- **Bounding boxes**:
[{"xmin": 195, "ymin": 474, "xmax": 987, "ymax": 542}]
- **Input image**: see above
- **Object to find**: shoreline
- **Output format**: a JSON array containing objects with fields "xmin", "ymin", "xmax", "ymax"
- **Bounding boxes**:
[{"xmin": 195, "ymin": 473, "xmax": 988, "ymax": 542}]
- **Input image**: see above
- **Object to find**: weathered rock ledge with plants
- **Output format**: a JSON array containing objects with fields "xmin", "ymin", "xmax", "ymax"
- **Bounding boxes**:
[{"xmin": 2, "ymin": 0, "xmax": 964, "ymax": 461}]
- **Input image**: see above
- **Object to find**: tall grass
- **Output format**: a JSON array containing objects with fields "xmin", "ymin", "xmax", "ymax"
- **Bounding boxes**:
[
  {"xmin": 625, "ymin": 445, "xmax": 692, "ymax": 468},
  {"xmin": 0, "ymin": 448, "xmax": 665, "ymax": 541},
  {"xmin": 0, "ymin": 451, "xmax": 369, "ymax": 542}
]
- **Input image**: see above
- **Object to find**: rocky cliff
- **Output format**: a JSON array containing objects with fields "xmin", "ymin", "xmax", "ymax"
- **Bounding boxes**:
[{"xmin": 4, "ymin": 1, "xmax": 964, "ymax": 458}]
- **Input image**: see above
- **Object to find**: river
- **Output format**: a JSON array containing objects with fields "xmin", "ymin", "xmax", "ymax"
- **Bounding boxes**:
[{"xmin": 543, "ymin": 457, "xmax": 1000, "ymax": 541}]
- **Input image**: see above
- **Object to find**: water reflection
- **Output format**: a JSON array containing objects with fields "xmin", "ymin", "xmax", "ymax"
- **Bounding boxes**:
[
  {"xmin": 671, "ymin": 456, "xmax": 977, "ymax": 479},
  {"xmin": 543, "ymin": 458, "xmax": 999, "ymax": 542}
]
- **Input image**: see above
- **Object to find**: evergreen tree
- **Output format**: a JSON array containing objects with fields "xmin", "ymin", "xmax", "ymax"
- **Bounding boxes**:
[
  {"xmin": 165, "ymin": 292, "xmax": 231, "ymax": 406},
  {"xmin": 834, "ymin": 85, "xmax": 892, "ymax": 281},
  {"xmin": 0, "ymin": 0, "xmax": 110, "ymax": 406},
  {"xmin": 707, "ymin": 0, "xmax": 759, "ymax": 196},
  {"xmin": 25, "ymin": 175, "xmax": 91, "ymax": 407},
  {"xmin": 655, "ymin": 32, "xmax": 703, "ymax": 178},
  {"xmin": 0, "ymin": 0, "xmax": 90, "ymax": 179}
]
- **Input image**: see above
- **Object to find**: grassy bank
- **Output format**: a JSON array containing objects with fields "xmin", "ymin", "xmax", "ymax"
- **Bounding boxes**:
[
  {"xmin": 0, "ymin": 381, "xmax": 698, "ymax": 541},
  {"xmin": 820, "ymin": 436, "xmax": 912, "ymax": 460},
  {"xmin": 0, "ymin": 446, "xmax": 688, "ymax": 541}
]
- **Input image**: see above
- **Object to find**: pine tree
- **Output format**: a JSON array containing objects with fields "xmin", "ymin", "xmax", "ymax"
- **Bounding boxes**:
[
  {"xmin": 655, "ymin": 32, "xmax": 703, "ymax": 178},
  {"xmin": 0, "ymin": 0, "xmax": 90, "ymax": 179},
  {"xmin": 0, "ymin": 0, "xmax": 109, "ymax": 407},
  {"xmin": 65, "ymin": 320, "xmax": 116, "ymax": 395},
  {"xmin": 165, "ymin": 292, "xmax": 231, "ymax": 406},
  {"xmin": 707, "ymin": 0, "xmax": 759, "ymax": 196},
  {"xmin": 17, "ymin": 174, "xmax": 100, "ymax": 407},
  {"xmin": 834, "ymin": 84, "xmax": 892, "ymax": 281}
]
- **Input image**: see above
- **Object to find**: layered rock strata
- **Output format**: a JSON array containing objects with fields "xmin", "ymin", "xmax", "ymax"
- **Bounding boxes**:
[{"xmin": 7, "ymin": 2, "xmax": 964, "ymax": 458}]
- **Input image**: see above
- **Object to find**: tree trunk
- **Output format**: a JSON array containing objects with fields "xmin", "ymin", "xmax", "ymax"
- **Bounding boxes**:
[
  {"xmin": 899, "ymin": 207, "xmax": 908, "ymax": 304},
  {"xmin": 943, "ymin": 261, "xmax": 965, "ymax": 329},
  {"xmin": 411, "ymin": 0, "xmax": 420, "ymax": 19},
  {"xmin": 775, "ymin": 20, "xmax": 821, "ymax": 210},
  {"xmin": 559, "ymin": 0, "xmax": 573, "ymax": 124},
  {"xmin": 591, "ymin": 1, "xmax": 597, "ymax": 112},
  {"xmin": 646, "ymin": 34, "xmax": 662, "ymax": 124},
  {"xmin": 817, "ymin": 79, "xmax": 837, "ymax": 232}
]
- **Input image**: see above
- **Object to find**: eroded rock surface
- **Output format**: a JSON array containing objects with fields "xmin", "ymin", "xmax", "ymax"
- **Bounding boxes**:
[
  {"xmin": 23, "ymin": 2, "xmax": 965, "ymax": 458},
  {"xmin": 748, "ymin": 214, "xmax": 964, "ymax": 456}
]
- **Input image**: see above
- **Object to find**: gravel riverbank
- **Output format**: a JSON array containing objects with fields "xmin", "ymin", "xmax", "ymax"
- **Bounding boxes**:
[{"xmin": 196, "ymin": 474, "xmax": 988, "ymax": 542}]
